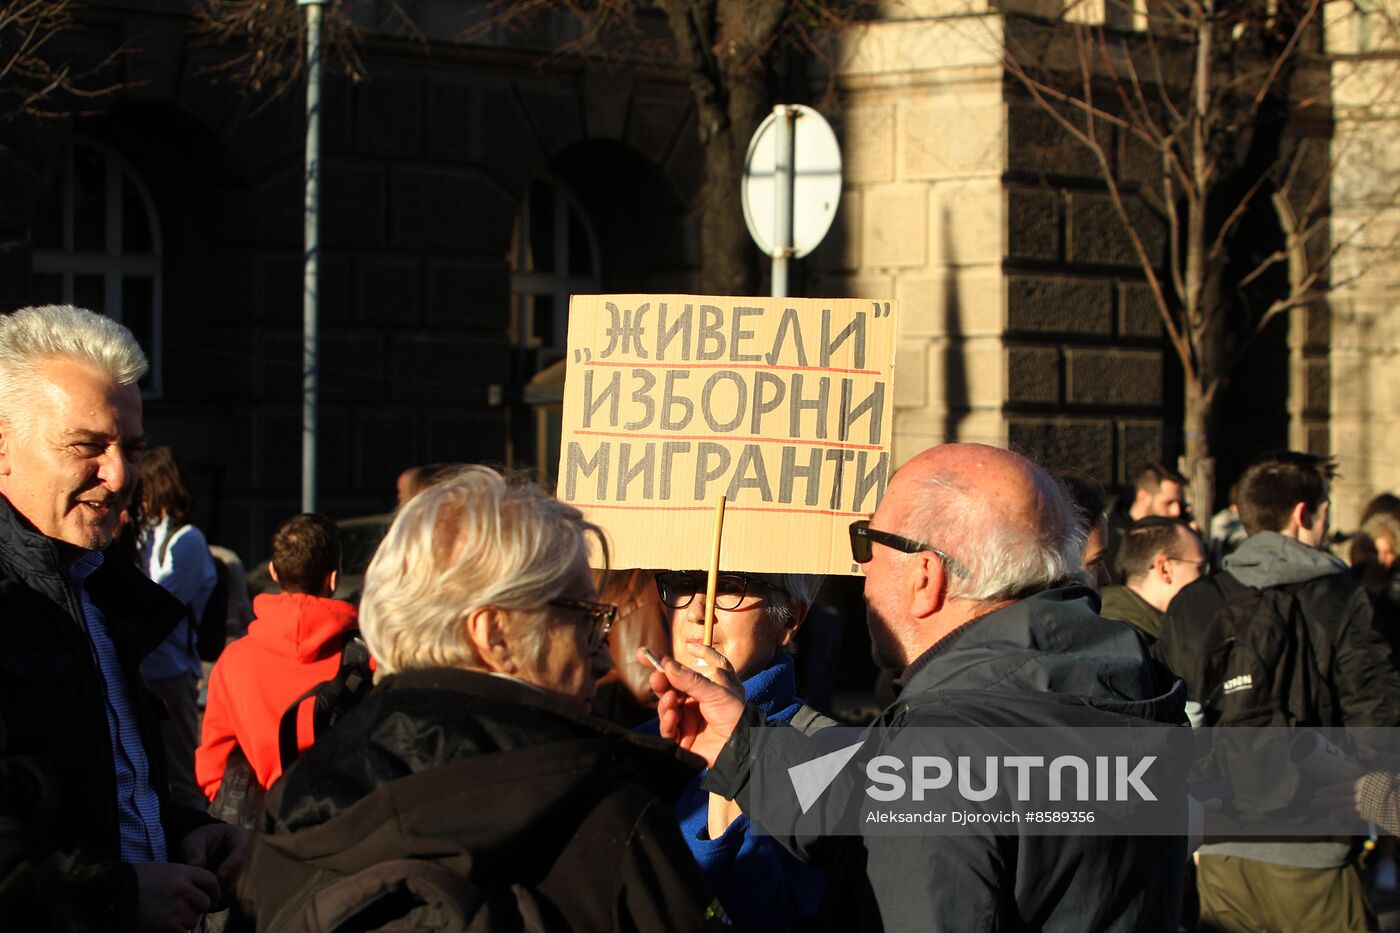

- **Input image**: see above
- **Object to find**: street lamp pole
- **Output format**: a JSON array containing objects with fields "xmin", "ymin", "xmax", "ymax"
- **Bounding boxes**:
[{"xmin": 298, "ymin": 0, "xmax": 325, "ymax": 513}]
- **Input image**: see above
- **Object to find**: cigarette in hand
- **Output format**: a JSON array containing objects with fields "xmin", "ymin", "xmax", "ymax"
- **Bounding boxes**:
[{"xmin": 641, "ymin": 647, "xmax": 665, "ymax": 673}]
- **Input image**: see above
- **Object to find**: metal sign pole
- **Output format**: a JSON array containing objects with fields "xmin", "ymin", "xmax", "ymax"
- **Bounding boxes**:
[
  {"xmin": 771, "ymin": 105, "xmax": 796, "ymax": 299},
  {"xmin": 742, "ymin": 103, "xmax": 842, "ymax": 302},
  {"xmin": 299, "ymin": 0, "xmax": 325, "ymax": 513}
]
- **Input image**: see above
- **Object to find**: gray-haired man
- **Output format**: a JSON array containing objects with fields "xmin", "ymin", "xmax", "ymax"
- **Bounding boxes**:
[
  {"xmin": 0, "ymin": 305, "xmax": 246, "ymax": 932},
  {"xmin": 647, "ymin": 443, "xmax": 1187, "ymax": 931}
]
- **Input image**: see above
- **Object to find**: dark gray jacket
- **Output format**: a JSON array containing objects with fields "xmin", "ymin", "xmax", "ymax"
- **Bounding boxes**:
[
  {"xmin": 1157, "ymin": 531, "xmax": 1400, "ymax": 867},
  {"xmin": 705, "ymin": 586, "xmax": 1188, "ymax": 932}
]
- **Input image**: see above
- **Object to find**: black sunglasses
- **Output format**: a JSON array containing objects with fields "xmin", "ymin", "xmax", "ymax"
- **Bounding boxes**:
[
  {"xmin": 547, "ymin": 597, "xmax": 617, "ymax": 652},
  {"xmin": 654, "ymin": 571, "xmax": 786, "ymax": 612},
  {"xmin": 848, "ymin": 519, "xmax": 970, "ymax": 579}
]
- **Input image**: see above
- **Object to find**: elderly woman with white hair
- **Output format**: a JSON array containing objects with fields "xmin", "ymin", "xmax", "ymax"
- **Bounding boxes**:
[
  {"xmin": 233, "ymin": 467, "xmax": 719, "ymax": 931},
  {"xmin": 641, "ymin": 569, "xmax": 829, "ymax": 931}
]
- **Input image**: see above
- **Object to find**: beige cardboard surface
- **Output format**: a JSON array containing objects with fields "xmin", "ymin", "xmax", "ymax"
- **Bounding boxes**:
[{"xmin": 558, "ymin": 294, "xmax": 898, "ymax": 574}]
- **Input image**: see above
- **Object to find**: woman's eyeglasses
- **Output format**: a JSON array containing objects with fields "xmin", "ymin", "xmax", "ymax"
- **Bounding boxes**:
[
  {"xmin": 848, "ymin": 519, "xmax": 970, "ymax": 579},
  {"xmin": 654, "ymin": 571, "xmax": 785, "ymax": 612},
  {"xmin": 547, "ymin": 597, "xmax": 617, "ymax": 652}
]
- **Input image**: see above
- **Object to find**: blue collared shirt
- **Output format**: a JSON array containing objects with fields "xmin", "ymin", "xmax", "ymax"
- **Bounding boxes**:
[{"xmin": 68, "ymin": 550, "xmax": 167, "ymax": 863}]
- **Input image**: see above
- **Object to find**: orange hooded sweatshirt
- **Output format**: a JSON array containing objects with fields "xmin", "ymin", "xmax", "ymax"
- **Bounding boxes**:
[{"xmin": 196, "ymin": 592, "xmax": 359, "ymax": 799}]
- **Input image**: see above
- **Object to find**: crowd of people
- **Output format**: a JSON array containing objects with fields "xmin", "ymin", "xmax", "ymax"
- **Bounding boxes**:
[{"xmin": 3, "ymin": 302, "xmax": 1400, "ymax": 932}]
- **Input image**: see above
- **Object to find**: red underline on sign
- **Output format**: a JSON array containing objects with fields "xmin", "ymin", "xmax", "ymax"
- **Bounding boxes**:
[
  {"xmin": 583, "ymin": 360, "xmax": 881, "ymax": 376},
  {"xmin": 581, "ymin": 503, "xmax": 865, "ymax": 517},
  {"xmin": 573, "ymin": 429, "xmax": 883, "ymax": 452}
]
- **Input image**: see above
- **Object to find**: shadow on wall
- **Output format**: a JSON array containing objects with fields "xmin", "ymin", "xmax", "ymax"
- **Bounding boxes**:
[{"xmin": 942, "ymin": 205, "xmax": 968, "ymax": 444}]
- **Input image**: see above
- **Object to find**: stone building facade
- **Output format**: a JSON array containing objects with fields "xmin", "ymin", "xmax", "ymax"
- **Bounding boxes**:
[
  {"xmin": 3, "ymin": 0, "xmax": 1384, "ymax": 562},
  {"xmin": 2, "ymin": 1, "xmax": 704, "ymax": 560},
  {"xmin": 809, "ymin": 0, "xmax": 1334, "ymax": 518},
  {"xmin": 1328, "ymin": 3, "xmax": 1400, "ymax": 527}
]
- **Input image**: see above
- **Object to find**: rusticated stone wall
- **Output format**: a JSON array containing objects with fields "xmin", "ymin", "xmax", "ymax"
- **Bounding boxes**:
[
  {"xmin": 808, "ymin": 2, "xmax": 1329, "ymax": 505},
  {"xmin": 806, "ymin": 6, "xmax": 1179, "ymax": 490},
  {"xmin": 1327, "ymin": 4, "xmax": 1400, "ymax": 529}
]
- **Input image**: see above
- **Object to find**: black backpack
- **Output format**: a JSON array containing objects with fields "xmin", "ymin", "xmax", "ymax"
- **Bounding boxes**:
[
  {"xmin": 1188, "ymin": 574, "xmax": 1345, "ymax": 817},
  {"xmin": 195, "ymin": 555, "xmax": 231, "ymax": 662},
  {"xmin": 208, "ymin": 743, "xmax": 265, "ymax": 830},
  {"xmin": 1193, "ymin": 573, "xmax": 1334, "ymax": 729},
  {"xmin": 277, "ymin": 634, "xmax": 374, "ymax": 772},
  {"xmin": 157, "ymin": 528, "xmax": 231, "ymax": 663}
]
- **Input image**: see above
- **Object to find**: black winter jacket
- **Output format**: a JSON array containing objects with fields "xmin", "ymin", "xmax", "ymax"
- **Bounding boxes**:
[
  {"xmin": 0, "ymin": 495, "xmax": 216, "ymax": 930},
  {"xmin": 234, "ymin": 667, "xmax": 723, "ymax": 932},
  {"xmin": 704, "ymin": 586, "xmax": 1189, "ymax": 933},
  {"xmin": 1154, "ymin": 531, "xmax": 1400, "ymax": 867},
  {"xmin": 1156, "ymin": 531, "xmax": 1400, "ymax": 730}
]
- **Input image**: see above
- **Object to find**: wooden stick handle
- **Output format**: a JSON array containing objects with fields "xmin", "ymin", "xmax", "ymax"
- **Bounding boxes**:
[{"xmin": 702, "ymin": 495, "xmax": 727, "ymax": 647}]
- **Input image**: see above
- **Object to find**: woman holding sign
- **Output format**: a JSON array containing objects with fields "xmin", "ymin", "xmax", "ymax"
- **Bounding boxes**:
[
  {"xmin": 642, "ymin": 569, "xmax": 829, "ymax": 931},
  {"xmin": 233, "ymin": 467, "xmax": 721, "ymax": 931}
]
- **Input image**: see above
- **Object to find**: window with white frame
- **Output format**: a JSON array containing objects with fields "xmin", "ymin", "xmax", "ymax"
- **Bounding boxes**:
[
  {"xmin": 31, "ymin": 140, "xmax": 163, "ymax": 396},
  {"xmin": 509, "ymin": 175, "xmax": 601, "ymax": 354}
]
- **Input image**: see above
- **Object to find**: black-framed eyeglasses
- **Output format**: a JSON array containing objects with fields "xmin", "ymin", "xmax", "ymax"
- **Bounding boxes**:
[
  {"xmin": 654, "ymin": 571, "xmax": 786, "ymax": 612},
  {"xmin": 547, "ymin": 597, "xmax": 617, "ymax": 652},
  {"xmin": 848, "ymin": 519, "xmax": 970, "ymax": 579}
]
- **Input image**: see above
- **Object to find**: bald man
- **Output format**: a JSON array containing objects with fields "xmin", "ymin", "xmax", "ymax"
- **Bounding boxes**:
[{"xmin": 646, "ymin": 444, "xmax": 1187, "ymax": 932}]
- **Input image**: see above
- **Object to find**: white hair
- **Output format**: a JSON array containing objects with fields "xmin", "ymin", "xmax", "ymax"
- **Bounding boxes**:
[
  {"xmin": 760, "ymin": 573, "xmax": 824, "ymax": 628},
  {"xmin": 359, "ymin": 465, "xmax": 607, "ymax": 675},
  {"xmin": 897, "ymin": 465, "xmax": 1085, "ymax": 605},
  {"xmin": 0, "ymin": 305, "xmax": 148, "ymax": 436}
]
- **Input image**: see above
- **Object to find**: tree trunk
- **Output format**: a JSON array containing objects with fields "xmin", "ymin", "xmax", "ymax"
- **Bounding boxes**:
[
  {"xmin": 699, "ymin": 29, "xmax": 771, "ymax": 295},
  {"xmin": 698, "ymin": 111, "xmax": 756, "ymax": 295},
  {"xmin": 656, "ymin": 0, "xmax": 783, "ymax": 296},
  {"xmin": 1180, "ymin": 377, "xmax": 1216, "ymax": 527}
]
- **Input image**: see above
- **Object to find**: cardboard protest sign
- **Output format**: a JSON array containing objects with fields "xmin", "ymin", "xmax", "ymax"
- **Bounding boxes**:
[{"xmin": 558, "ymin": 294, "xmax": 898, "ymax": 575}]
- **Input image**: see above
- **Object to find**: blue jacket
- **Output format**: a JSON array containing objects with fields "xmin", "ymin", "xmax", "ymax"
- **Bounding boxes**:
[{"xmin": 644, "ymin": 653, "xmax": 826, "ymax": 931}]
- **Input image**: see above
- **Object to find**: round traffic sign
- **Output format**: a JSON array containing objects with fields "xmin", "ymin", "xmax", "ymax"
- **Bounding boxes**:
[{"xmin": 741, "ymin": 104, "xmax": 843, "ymax": 259}]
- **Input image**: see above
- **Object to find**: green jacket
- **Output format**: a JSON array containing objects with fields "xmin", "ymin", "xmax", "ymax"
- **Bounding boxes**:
[{"xmin": 1099, "ymin": 584, "xmax": 1163, "ymax": 643}]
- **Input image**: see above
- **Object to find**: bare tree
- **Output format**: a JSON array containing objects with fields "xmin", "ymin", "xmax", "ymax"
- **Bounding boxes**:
[
  {"xmin": 193, "ymin": 0, "xmax": 868, "ymax": 292},
  {"xmin": 465, "ymin": 1, "xmax": 872, "ymax": 294},
  {"xmin": 191, "ymin": 0, "xmax": 418, "ymax": 102},
  {"xmin": 999, "ymin": 0, "xmax": 1400, "ymax": 512},
  {"xmin": 0, "ymin": 0, "xmax": 123, "ymax": 119}
]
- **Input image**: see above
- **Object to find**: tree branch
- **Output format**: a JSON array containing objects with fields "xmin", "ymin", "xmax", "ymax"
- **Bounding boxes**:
[{"xmin": 0, "ymin": 0, "xmax": 126, "ymax": 119}]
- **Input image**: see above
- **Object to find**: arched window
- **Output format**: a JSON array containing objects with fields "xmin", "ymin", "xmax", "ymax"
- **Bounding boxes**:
[
  {"xmin": 508, "ymin": 176, "xmax": 600, "ymax": 481},
  {"xmin": 32, "ymin": 140, "xmax": 164, "ymax": 396},
  {"xmin": 509, "ymin": 175, "xmax": 601, "ymax": 354}
]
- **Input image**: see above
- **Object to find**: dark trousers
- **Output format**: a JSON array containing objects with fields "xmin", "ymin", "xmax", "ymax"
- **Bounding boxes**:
[{"xmin": 146, "ymin": 670, "xmax": 205, "ymax": 811}]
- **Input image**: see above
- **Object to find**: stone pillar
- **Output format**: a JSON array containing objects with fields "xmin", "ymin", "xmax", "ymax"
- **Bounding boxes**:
[
  {"xmin": 817, "ymin": 4, "xmax": 1175, "ymax": 486},
  {"xmin": 810, "ymin": 10, "xmax": 1010, "ymax": 468},
  {"xmin": 1326, "ymin": 7, "xmax": 1400, "ymax": 527}
]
